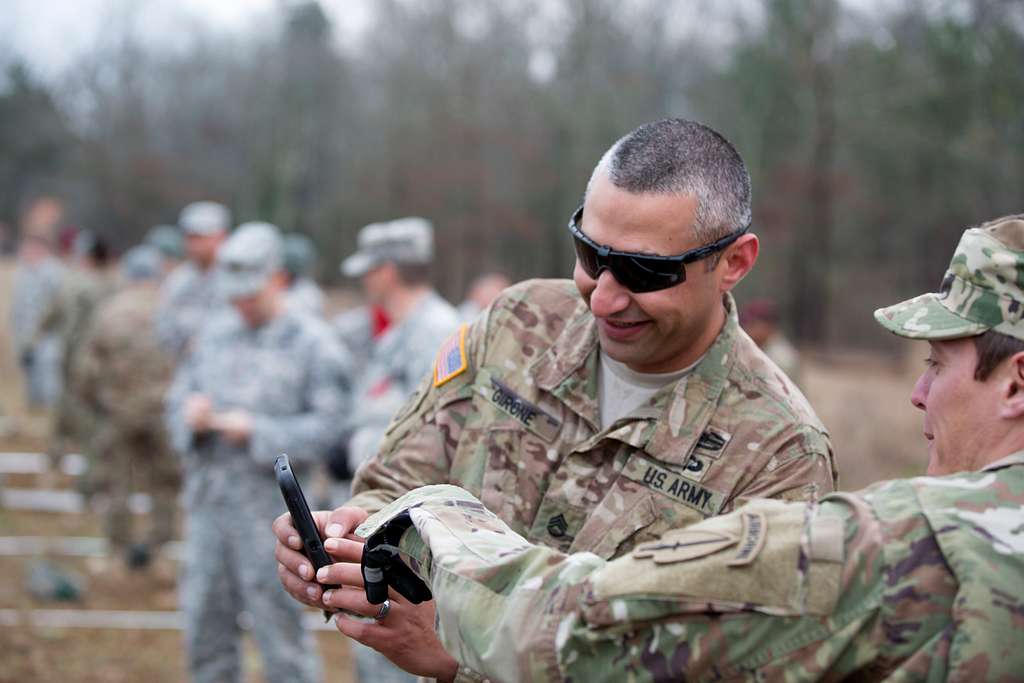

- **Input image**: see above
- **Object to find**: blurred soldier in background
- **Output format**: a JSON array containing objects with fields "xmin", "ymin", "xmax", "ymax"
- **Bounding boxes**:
[
  {"xmin": 34, "ymin": 230, "xmax": 115, "ymax": 469},
  {"xmin": 333, "ymin": 217, "xmax": 459, "ymax": 683},
  {"xmin": 76, "ymin": 245, "xmax": 179, "ymax": 572},
  {"xmin": 457, "ymin": 271, "xmax": 511, "ymax": 322},
  {"xmin": 145, "ymin": 224, "xmax": 185, "ymax": 278},
  {"xmin": 165, "ymin": 221, "xmax": 350, "ymax": 683},
  {"xmin": 11, "ymin": 222, "xmax": 65, "ymax": 408},
  {"xmin": 283, "ymin": 232, "xmax": 325, "ymax": 316},
  {"xmin": 332, "ymin": 304, "xmax": 377, "ymax": 370},
  {"xmin": 156, "ymin": 201, "xmax": 231, "ymax": 361},
  {"xmin": 740, "ymin": 297, "xmax": 801, "ymax": 384},
  {"xmin": 336, "ymin": 217, "xmax": 460, "ymax": 479}
]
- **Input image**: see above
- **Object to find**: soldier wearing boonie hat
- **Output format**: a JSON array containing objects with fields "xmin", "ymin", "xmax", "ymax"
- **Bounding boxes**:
[{"xmin": 166, "ymin": 220, "xmax": 351, "ymax": 683}]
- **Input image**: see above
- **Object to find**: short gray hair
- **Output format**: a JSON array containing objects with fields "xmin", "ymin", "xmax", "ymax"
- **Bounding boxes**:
[{"xmin": 593, "ymin": 118, "xmax": 752, "ymax": 243}]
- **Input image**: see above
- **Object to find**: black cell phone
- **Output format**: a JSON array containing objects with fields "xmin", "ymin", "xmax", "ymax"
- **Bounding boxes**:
[{"xmin": 275, "ymin": 454, "xmax": 337, "ymax": 619}]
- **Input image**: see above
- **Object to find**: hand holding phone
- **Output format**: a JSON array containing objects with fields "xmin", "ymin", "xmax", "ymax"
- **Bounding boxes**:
[{"xmin": 275, "ymin": 454, "xmax": 340, "ymax": 620}]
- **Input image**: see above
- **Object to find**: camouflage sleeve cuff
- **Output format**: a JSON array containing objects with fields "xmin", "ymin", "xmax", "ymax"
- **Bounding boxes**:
[
  {"xmin": 397, "ymin": 525, "xmax": 431, "ymax": 578},
  {"xmin": 452, "ymin": 666, "xmax": 493, "ymax": 683}
]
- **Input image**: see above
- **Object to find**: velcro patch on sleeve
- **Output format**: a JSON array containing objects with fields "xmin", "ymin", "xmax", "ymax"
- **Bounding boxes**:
[
  {"xmin": 633, "ymin": 529, "xmax": 738, "ymax": 564},
  {"xmin": 808, "ymin": 513, "xmax": 845, "ymax": 564},
  {"xmin": 434, "ymin": 324, "xmax": 469, "ymax": 388}
]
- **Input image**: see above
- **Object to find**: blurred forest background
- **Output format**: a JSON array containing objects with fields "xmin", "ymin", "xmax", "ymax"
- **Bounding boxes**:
[{"xmin": 2, "ymin": 0, "xmax": 1022, "ymax": 349}]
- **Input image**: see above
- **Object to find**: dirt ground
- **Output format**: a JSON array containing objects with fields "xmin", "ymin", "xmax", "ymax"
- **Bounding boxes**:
[{"xmin": 0, "ymin": 258, "xmax": 930, "ymax": 682}]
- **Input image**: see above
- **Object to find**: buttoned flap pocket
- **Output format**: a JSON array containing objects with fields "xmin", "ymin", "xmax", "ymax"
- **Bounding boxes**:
[
  {"xmin": 473, "ymin": 423, "xmax": 523, "ymax": 521},
  {"xmin": 580, "ymin": 500, "xmax": 843, "ymax": 623},
  {"xmin": 569, "ymin": 490, "xmax": 660, "ymax": 559}
]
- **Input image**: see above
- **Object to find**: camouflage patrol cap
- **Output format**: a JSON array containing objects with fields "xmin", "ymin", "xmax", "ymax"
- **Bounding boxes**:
[
  {"xmin": 875, "ymin": 215, "xmax": 1024, "ymax": 341},
  {"xmin": 340, "ymin": 217, "xmax": 434, "ymax": 277},
  {"xmin": 179, "ymin": 201, "xmax": 231, "ymax": 236},
  {"xmin": 216, "ymin": 221, "xmax": 284, "ymax": 299}
]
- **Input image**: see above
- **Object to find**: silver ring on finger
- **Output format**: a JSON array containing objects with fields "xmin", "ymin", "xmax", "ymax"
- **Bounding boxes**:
[{"xmin": 374, "ymin": 599, "xmax": 391, "ymax": 621}]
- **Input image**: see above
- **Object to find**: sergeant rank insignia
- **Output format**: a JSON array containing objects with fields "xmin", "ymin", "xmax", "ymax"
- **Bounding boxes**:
[{"xmin": 434, "ymin": 324, "xmax": 469, "ymax": 387}]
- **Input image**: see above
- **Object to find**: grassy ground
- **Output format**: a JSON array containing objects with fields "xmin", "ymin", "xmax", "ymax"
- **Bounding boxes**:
[{"xmin": 0, "ymin": 258, "xmax": 931, "ymax": 681}]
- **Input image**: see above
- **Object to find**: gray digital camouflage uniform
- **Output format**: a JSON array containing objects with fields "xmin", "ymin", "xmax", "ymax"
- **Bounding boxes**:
[
  {"xmin": 11, "ymin": 255, "xmax": 65, "ymax": 406},
  {"xmin": 155, "ymin": 261, "xmax": 226, "ymax": 361},
  {"xmin": 166, "ymin": 307, "xmax": 351, "ymax": 683},
  {"xmin": 346, "ymin": 291, "xmax": 460, "ymax": 472},
  {"xmin": 286, "ymin": 277, "xmax": 326, "ymax": 317}
]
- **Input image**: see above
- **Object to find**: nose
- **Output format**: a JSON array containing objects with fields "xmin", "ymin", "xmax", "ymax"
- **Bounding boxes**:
[
  {"xmin": 910, "ymin": 370, "xmax": 930, "ymax": 411},
  {"xmin": 588, "ymin": 269, "xmax": 632, "ymax": 318}
]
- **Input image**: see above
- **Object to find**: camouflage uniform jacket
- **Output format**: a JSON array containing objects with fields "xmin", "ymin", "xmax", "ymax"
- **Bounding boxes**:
[
  {"xmin": 285, "ymin": 277, "xmax": 325, "ymax": 317},
  {"xmin": 76, "ymin": 285, "xmax": 172, "ymax": 431},
  {"xmin": 360, "ymin": 452, "xmax": 1024, "ymax": 682},
  {"xmin": 155, "ymin": 261, "xmax": 225, "ymax": 361},
  {"xmin": 350, "ymin": 279, "xmax": 836, "ymax": 560},
  {"xmin": 36, "ymin": 268, "xmax": 115, "ymax": 377},
  {"xmin": 164, "ymin": 308, "xmax": 351, "ymax": 513},
  {"xmin": 346, "ymin": 290, "xmax": 460, "ymax": 471}
]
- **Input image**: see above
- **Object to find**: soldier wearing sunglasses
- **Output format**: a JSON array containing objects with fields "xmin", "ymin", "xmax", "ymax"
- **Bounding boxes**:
[{"xmin": 272, "ymin": 118, "xmax": 838, "ymax": 683}]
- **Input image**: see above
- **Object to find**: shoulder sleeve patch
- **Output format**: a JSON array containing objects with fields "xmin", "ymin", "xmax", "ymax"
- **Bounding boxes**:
[{"xmin": 434, "ymin": 324, "xmax": 469, "ymax": 388}]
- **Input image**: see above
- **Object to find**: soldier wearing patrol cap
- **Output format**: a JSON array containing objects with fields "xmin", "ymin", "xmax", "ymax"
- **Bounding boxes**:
[
  {"xmin": 165, "ymin": 221, "xmax": 351, "ymax": 683},
  {"xmin": 156, "ymin": 201, "xmax": 231, "ymax": 361},
  {"xmin": 273, "ymin": 119, "xmax": 837, "ymax": 682},
  {"xmin": 334, "ymin": 217, "xmax": 459, "ymax": 683},
  {"xmin": 351, "ymin": 214, "xmax": 1024, "ymax": 682},
  {"xmin": 336, "ymin": 217, "xmax": 460, "ymax": 478}
]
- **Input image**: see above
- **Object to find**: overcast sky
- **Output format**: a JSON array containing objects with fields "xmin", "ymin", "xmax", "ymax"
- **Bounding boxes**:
[
  {"xmin": 1, "ymin": 0, "xmax": 375, "ymax": 80},
  {"xmin": 1, "ymin": 0, "xmax": 931, "ymax": 85}
]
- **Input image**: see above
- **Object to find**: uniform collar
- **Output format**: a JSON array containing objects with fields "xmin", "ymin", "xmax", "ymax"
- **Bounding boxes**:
[
  {"xmin": 980, "ymin": 449, "xmax": 1024, "ymax": 472},
  {"xmin": 533, "ymin": 298, "xmax": 600, "ymax": 429},
  {"xmin": 532, "ymin": 292, "xmax": 741, "ymax": 457}
]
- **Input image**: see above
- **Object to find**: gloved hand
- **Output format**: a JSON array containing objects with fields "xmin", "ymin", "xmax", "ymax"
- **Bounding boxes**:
[
  {"xmin": 360, "ymin": 509, "xmax": 432, "ymax": 605},
  {"xmin": 20, "ymin": 348, "xmax": 35, "ymax": 368}
]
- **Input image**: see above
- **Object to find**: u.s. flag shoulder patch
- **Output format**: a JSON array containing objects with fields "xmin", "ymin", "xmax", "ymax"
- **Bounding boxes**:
[{"xmin": 434, "ymin": 324, "xmax": 469, "ymax": 387}]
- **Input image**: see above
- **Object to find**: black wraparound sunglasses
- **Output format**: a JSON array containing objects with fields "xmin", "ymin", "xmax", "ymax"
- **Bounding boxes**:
[{"xmin": 567, "ymin": 205, "xmax": 750, "ymax": 293}]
